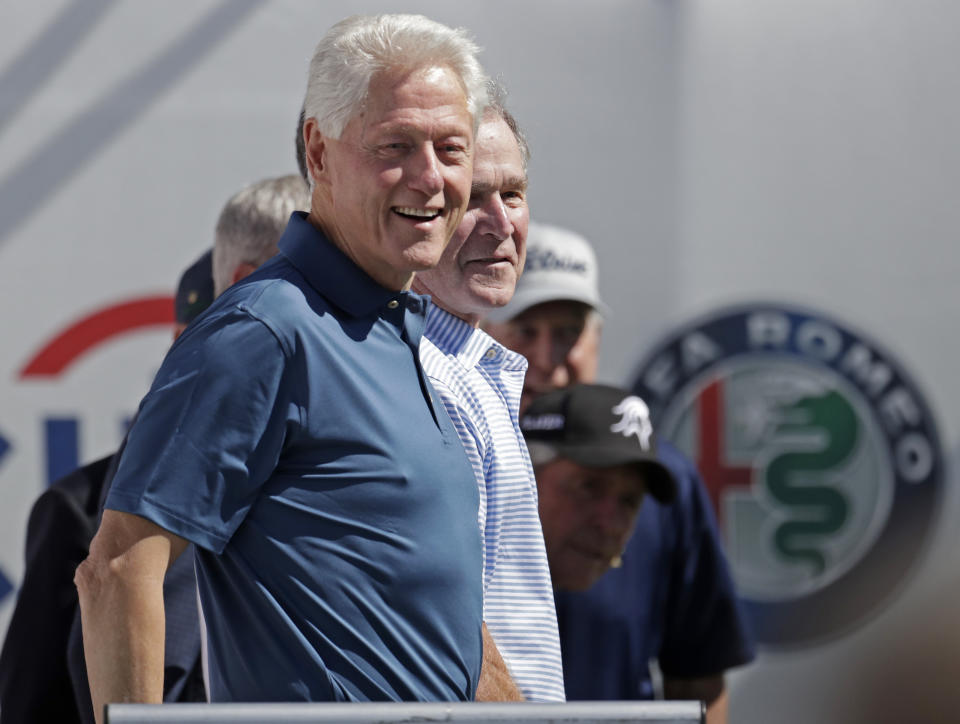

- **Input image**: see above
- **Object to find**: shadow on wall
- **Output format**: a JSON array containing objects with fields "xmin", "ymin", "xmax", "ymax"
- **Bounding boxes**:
[{"xmin": 845, "ymin": 443, "xmax": 960, "ymax": 724}]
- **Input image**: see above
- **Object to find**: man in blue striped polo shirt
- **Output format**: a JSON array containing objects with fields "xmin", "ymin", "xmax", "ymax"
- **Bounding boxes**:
[{"xmin": 412, "ymin": 90, "xmax": 565, "ymax": 702}]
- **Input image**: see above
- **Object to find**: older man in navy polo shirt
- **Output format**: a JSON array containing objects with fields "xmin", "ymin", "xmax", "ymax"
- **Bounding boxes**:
[{"xmin": 76, "ymin": 14, "xmax": 491, "ymax": 720}]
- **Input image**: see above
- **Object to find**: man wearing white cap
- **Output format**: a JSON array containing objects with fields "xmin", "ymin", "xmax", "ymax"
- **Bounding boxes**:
[
  {"xmin": 485, "ymin": 223, "xmax": 754, "ymax": 724},
  {"xmin": 484, "ymin": 222, "xmax": 607, "ymax": 414}
]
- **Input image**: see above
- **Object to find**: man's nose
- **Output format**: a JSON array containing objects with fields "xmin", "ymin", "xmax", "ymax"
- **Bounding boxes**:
[
  {"xmin": 544, "ymin": 338, "xmax": 575, "ymax": 388},
  {"xmin": 407, "ymin": 145, "xmax": 443, "ymax": 196},
  {"xmin": 477, "ymin": 194, "xmax": 513, "ymax": 240},
  {"xmin": 590, "ymin": 498, "xmax": 633, "ymax": 537},
  {"xmin": 526, "ymin": 334, "xmax": 565, "ymax": 383},
  {"xmin": 546, "ymin": 358, "xmax": 571, "ymax": 390}
]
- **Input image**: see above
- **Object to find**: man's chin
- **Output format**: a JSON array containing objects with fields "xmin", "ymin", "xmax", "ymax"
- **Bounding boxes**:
[
  {"xmin": 465, "ymin": 282, "xmax": 516, "ymax": 312},
  {"xmin": 401, "ymin": 241, "xmax": 449, "ymax": 272},
  {"xmin": 553, "ymin": 553, "xmax": 612, "ymax": 591}
]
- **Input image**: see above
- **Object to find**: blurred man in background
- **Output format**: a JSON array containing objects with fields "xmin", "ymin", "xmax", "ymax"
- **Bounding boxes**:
[
  {"xmin": 211, "ymin": 174, "xmax": 309, "ymax": 298},
  {"xmin": 484, "ymin": 223, "xmax": 606, "ymax": 416},
  {"xmin": 0, "ymin": 173, "xmax": 310, "ymax": 724},
  {"xmin": 520, "ymin": 383, "xmax": 679, "ymax": 590},
  {"xmin": 0, "ymin": 250, "xmax": 215, "ymax": 724},
  {"xmin": 173, "ymin": 250, "xmax": 215, "ymax": 339},
  {"xmin": 485, "ymin": 222, "xmax": 755, "ymax": 724}
]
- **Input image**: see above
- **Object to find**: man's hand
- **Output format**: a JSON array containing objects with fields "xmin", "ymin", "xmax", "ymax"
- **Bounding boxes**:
[
  {"xmin": 475, "ymin": 622, "xmax": 524, "ymax": 701},
  {"xmin": 665, "ymin": 674, "xmax": 727, "ymax": 724},
  {"xmin": 74, "ymin": 510, "xmax": 188, "ymax": 724}
]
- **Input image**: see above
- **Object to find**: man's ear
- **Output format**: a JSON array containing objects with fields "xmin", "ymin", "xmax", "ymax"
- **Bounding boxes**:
[{"xmin": 303, "ymin": 116, "xmax": 328, "ymax": 185}]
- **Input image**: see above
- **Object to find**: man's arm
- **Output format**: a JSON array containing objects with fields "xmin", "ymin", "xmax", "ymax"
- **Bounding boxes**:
[
  {"xmin": 475, "ymin": 622, "xmax": 524, "ymax": 701},
  {"xmin": 74, "ymin": 509, "xmax": 189, "ymax": 724},
  {"xmin": 664, "ymin": 674, "xmax": 727, "ymax": 724}
]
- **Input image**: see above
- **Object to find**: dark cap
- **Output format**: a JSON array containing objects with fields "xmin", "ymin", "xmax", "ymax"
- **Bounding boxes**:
[
  {"xmin": 521, "ymin": 383, "xmax": 677, "ymax": 503},
  {"xmin": 175, "ymin": 249, "xmax": 214, "ymax": 326}
]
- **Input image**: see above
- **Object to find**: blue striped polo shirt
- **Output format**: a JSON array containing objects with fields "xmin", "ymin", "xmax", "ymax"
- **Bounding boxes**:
[{"xmin": 420, "ymin": 305, "xmax": 565, "ymax": 702}]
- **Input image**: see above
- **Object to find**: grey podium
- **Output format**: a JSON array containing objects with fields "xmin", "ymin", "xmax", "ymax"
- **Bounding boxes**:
[{"xmin": 105, "ymin": 701, "xmax": 705, "ymax": 723}]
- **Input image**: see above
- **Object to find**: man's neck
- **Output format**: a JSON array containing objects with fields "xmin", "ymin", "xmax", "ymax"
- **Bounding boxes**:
[
  {"xmin": 306, "ymin": 210, "xmax": 413, "ymax": 292},
  {"xmin": 410, "ymin": 279, "xmax": 481, "ymax": 328}
]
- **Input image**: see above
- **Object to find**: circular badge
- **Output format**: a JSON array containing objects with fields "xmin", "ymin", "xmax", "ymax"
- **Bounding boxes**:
[{"xmin": 631, "ymin": 304, "xmax": 944, "ymax": 647}]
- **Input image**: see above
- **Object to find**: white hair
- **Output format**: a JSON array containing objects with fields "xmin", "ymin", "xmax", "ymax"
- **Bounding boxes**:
[
  {"xmin": 295, "ymin": 78, "xmax": 521, "ymax": 187},
  {"xmin": 302, "ymin": 14, "xmax": 488, "ymax": 144},
  {"xmin": 212, "ymin": 174, "xmax": 311, "ymax": 297}
]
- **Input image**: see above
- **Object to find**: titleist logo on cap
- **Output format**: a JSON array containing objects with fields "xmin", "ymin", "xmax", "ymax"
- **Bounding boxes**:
[
  {"xmin": 521, "ymin": 413, "xmax": 565, "ymax": 431},
  {"xmin": 525, "ymin": 248, "xmax": 588, "ymax": 275}
]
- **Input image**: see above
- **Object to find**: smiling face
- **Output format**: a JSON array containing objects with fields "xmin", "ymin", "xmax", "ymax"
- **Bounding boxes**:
[
  {"xmin": 536, "ymin": 458, "xmax": 647, "ymax": 591},
  {"xmin": 412, "ymin": 114, "xmax": 528, "ymax": 326},
  {"xmin": 304, "ymin": 65, "xmax": 474, "ymax": 291}
]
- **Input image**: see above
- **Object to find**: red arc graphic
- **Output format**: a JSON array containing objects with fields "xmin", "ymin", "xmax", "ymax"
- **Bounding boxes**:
[{"xmin": 19, "ymin": 295, "xmax": 173, "ymax": 378}]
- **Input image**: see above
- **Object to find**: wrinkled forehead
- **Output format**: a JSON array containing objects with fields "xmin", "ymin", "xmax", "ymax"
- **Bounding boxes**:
[
  {"xmin": 356, "ymin": 64, "xmax": 472, "ymax": 130},
  {"xmin": 473, "ymin": 116, "xmax": 526, "ymax": 181}
]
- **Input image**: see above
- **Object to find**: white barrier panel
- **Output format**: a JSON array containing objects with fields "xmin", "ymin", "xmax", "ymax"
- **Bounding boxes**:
[{"xmin": 105, "ymin": 701, "xmax": 704, "ymax": 724}]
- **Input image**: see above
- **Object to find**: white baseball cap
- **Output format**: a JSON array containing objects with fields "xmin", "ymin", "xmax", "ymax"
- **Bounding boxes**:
[{"xmin": 486, "ymin": 221, "xmax": 609, "ymax": 323}]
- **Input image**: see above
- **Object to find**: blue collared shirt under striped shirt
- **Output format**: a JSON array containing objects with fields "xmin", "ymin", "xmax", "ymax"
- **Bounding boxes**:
[{"xmin": 420, "ymin": 304, "xmax": 565, "ymax": 702}]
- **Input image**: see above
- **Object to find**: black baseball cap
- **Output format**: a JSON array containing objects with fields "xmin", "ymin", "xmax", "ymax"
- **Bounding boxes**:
[
  {"xmin": 521, "ymin": 383, "xmax": 677, "ymax": 504},
  {"xmin": 175, "ymin": 249, "xmax": 214, "ymax": 326}
]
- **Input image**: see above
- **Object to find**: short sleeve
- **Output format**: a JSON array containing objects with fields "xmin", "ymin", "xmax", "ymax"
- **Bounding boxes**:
[{"xmin": 105, "ymin": 308, "xmax": 294, "ymax": 553}]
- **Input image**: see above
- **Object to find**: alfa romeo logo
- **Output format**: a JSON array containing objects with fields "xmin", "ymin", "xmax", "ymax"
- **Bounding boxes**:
[{"xmin": 631, "ymin": 304, "xmax": 944, "ymax": 646}]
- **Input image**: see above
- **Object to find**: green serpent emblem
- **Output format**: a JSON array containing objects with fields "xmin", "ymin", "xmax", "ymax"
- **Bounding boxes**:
[{"xmin": 765, "ymin": 390, "xmax": 857, "ymax": 575}]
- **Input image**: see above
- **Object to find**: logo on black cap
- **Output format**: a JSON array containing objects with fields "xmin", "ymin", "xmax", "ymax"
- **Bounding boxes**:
[
  {"xmin": 610, "ymin": 396, "xmax": 653, "ymax": 451},
  {"xmin": 521, "ymin": 384, "xmax": 677, "ymax": 504}
]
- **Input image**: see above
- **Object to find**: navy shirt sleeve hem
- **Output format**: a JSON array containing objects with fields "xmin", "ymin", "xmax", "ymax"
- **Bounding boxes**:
[{"xmin": 105, "ymin": 491, "xmax": 229, "ymax": 554}]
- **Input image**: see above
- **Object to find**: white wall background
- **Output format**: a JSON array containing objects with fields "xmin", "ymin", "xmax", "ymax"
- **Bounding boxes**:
[
  {"xmin": 1, "ymin": 2, "xmax": 957, "ymax": 721},
  {"xmin": 668, "ymin": 2, "xmax": 960, "ymax": 722}
]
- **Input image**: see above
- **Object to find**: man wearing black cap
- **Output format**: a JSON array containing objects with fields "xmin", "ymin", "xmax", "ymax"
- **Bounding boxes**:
[
  {"xmin": 67, "ymin": 174, "xmax": 311, "ymax": 724},
  {"xmin": 1, "ymin": 172, "xmax": 310, "ymax": 724},
  {"xmin": 521, "ymin": 384, "xmax": 677, "ymax": 592},
  {"xmin": 0, "ymin": 255, "xmax": 214, "ymax": 724},
  {"xmin": 489, "ymin": 225, "xmax": 754, "ymax": 724},
  {"xmin": 173, "ymin": 249, "xmax": 215, "ymax": 339}
]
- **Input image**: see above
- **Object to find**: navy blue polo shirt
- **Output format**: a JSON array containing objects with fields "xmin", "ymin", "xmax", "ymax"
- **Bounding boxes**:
[
  {"xmin": 554, "ymin": 441, "xmax": 755, "ymax": 700},
  {"xmin": 106, "ymin": 212, "xmax": 483, "ymax": 703}
]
